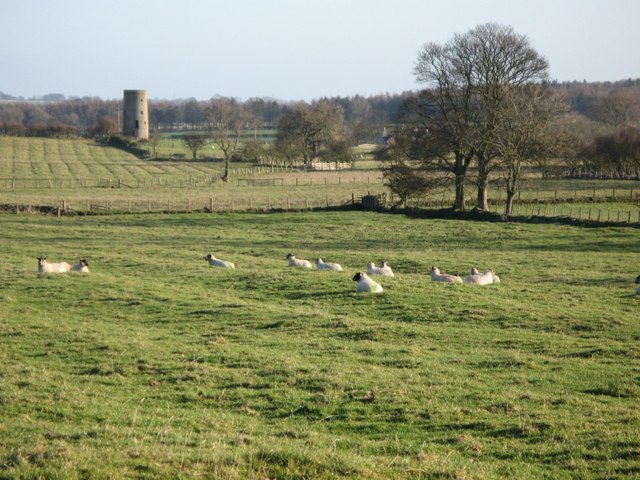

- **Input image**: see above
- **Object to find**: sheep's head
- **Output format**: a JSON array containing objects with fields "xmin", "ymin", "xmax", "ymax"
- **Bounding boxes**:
[
  {"xmin": 205, "ymin": 254, "xmax": 216, "ymax": 261},
  {"xmin": 37, "ymin": 256, "xmax": 46, "ymax": 264},
  {"xmin": 352, "ymin": 272, "xmax": 365, "ymax": 282},
  {"xmin": 471, "ymin": 267, "xmax": 479, "ymax": 275},
  {"xmin": 315, "ymin": 258, "xmax": 323, "ymax": 263},
  {"xmin": 286, "ymin": 253, "xmax": 295, "ymax": 260},
  {"xmin": 80, "ymin": 259, "xmax": 89, "ymax": 267}
]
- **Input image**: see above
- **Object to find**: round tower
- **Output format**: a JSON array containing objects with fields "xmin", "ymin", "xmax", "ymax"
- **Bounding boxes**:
[{"xmin": 122, "ymin": 89, "xmax": 149, "ymax": 140}]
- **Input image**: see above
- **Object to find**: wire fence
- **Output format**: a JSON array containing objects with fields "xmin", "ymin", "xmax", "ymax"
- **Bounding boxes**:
[
  {"xmin": 5, "ymin": 193, "xmax": 640, "ymax": 225},
  {"xmin": 0, "ymin": 172, "xmax": 384, "ymax": 190}
]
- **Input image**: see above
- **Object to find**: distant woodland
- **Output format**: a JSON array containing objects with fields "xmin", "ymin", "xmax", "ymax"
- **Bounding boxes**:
[{"xmin": 1, "ymin": 80, "xmax": 639, "ymax": 140}]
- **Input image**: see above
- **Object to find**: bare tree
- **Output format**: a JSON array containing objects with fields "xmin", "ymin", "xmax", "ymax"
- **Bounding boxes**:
[
  {"xmin": 465, "ymin": 23, "xmax": 549, "ymax": 210},
  {"xmin": 412, "ymin": 23, "xmax": 550, "ymax": 210},
  {"xmin": 412, "ymin": 40, "xmax": 480, "ymax": 210},
  {"xmin": 492, "ymin": 85, "xmax": 568, "ymax": 214},
  {"xmin": 182, "ymin": 133, "xmax": 207, "ymax": 161},
  {"xmin": 207, "ymin": 97, "xmax": 248, "ymax": 182},
  {"xmin": 275, "ymin": 100, "xmax": 344, "ymax": 168}
]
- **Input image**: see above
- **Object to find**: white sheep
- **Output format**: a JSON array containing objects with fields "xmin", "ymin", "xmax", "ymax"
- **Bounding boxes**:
[
  {"xmin": 367, "ymin": 260, "xmax": 395, "ymax": 277},
  {"xmin": 352, "ymin": 272, "xmax": 384, "ymax": 293},
  {"xmin": 37, "ymin": 256, "xmax": 71, "ymax": 273},
  {"xmin": 463, "ymin": 267, "xmax": 500, "ymax": 285},
  {"xmin": 315, "ymin": 258, "xmax": 343, "ymax": 271},
  {"xmin": 204, "ymin": 254, "xmax": 235, "ymax": 269},
  {"xmin": 430, "ymin": 266, "xmax": 463, "ymax": 284},
  {"xmin": 286, "ymin": 253, "xmax": 312, "ymax": 268},
  {"xmin": 71, "ymin": 258, "xmax": 90, "ymax": 273}
]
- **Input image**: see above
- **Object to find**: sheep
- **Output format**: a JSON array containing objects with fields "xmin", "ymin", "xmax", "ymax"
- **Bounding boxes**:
[
  {"xmin": 204, "ymin": 253, "xmax": 235, "ymax": 269},
  {"xmin": 71, "ymin": 258, "xmax": 90, "ymax": 273},
  {"xmin": 430, "ymin": 266, "xmax": 463, "ymax": 284},
  {"xmin": 37, "ymin": 256, "xmax": 71, "ymax": 273},
  {"xmin": 367, "ymin": 260, "xmax": 395, "ymax": 278},
  {"xmin": 352, "ymin": 272, "xmax": 384, "ymax": 293},
  {"xmin": 464, "ymin": 267, "xmax": 500, "ymax": 285},
  {"xmin": 286, "ymin": 253, "xmax": 312, "ymax": 268},
  {"xmin": 315, "ymin": 258, "xmax": 343, "ymax": 271}
]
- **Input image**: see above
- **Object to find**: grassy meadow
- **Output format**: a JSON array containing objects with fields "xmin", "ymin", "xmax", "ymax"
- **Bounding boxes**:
[
  {"xmin": 1, "ymin": 210, "xmax": 639, "ymax": 479},
  {"xmin": 0, "ymin": 137, "xmax": 386, "ymax": 210}
]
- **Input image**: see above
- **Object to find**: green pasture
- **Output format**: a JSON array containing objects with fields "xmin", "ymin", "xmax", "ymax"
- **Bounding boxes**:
[
  {"xmin": 0, "ymin": 136, "xmax": 638, "ymax": 223},
  {"xmin": 1, "ymin": 211, "xmax": 639, "ymax": 479},
  {"xmin": 0, "ymin": 137, "xmax": 227, "ymax": 183}
]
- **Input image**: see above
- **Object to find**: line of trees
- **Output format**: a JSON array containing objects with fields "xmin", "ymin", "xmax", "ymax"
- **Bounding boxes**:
[
  {"xmin": 178, "ymin": 99, "xmax": 357, "ymax": 176},
  {"xmin": 380, "ymin": 23, "xmax": 640, "ymax": 214},
  {"xmin": 0, "ymin": 93, "xmax": 408, "ymax": 146}
]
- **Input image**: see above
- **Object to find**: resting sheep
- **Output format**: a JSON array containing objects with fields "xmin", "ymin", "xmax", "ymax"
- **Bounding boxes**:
[
  {"xmin": 430, "ymin": 266, "xmax": 463, "ymax": 284},
  {"xmin": 204, "ymin": 254, "xmax": 235, "ymax": 269},
  {"xmin": 37, "ymin": 256, "xmax": 71, "ymax": 273},
  {"xmin": 464, "ymin": 267, "xmax": 500, "ymax": 285},
  {"xmin": 367, "ymin": 260, "xmax": 395, "ymax": 277},
  {"xmin": 286, "ymin": 254, "xmax": 312, "ymax": 268},
  {"xmin": 315, "ymin": 258, "xmax": 343, "ymax": 271},
  {"xmin": 352, "ymin": 272, "xmax": 384, "ymax": 293},
  {"xmin": 71, "ymin": 258, "xmax": 90, "ymax": 273}
]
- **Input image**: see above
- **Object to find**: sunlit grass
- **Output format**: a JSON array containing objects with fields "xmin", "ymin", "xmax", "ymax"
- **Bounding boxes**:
[{"xmin": 1, "ymin": 211, "xmax": 638, "ymax": 478}]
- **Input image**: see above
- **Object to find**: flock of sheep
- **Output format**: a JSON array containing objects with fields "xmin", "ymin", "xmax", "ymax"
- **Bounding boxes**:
[
  {"xmin": 37, "ymin": 253, "xmax": 640, "ymax": 296},
  {"xmin": 205, "ymin": 252, "xmax": 500, "ymax": 294},
  {"xmin": 207, "ymin": 254, "xmax": 639, "ymax": 295},
  {"xmin": 37, "ymin": 256, "xmax": 89, "ymax": 273}
]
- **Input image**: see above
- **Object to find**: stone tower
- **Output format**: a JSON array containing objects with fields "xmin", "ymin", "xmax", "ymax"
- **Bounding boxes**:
[{"xmin": 122, "ymin": 89, "xmax": 149, "ymax": 140}]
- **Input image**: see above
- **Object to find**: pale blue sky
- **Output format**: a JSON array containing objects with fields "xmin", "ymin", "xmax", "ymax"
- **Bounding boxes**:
[{"xmin": 1, "ymin": 0, "xmax": 638, "ymax": 101}]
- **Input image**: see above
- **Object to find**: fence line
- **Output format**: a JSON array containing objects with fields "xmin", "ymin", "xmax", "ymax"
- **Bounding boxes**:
[
  {"xmin": 6, "ymin": 194, "xmax": 640, "ymax": 225},
  {"xmin": 0, "ymin": 173, "xmax": 385, "ymax": 190}
]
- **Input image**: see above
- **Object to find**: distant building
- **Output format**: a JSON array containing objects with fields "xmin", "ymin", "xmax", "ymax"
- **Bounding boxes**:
[{"xmin": 122, "ymin": 89, "xmax": 149, "ymax": 140}]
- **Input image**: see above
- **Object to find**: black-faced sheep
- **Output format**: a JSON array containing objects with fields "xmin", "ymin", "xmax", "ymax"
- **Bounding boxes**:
[
  {"xmin": 286, "ymin": 254, "xmax": 312, "ymax": 268},
  {"xmin": 352, "ymin": 272, "xmax": 384, "ymax": 293},
  {"xmin": 430, "ymin": 266, "xmax": 463, "ymax": 284},
  {"xmin": 204, "ymin": 254, "xmax": 235, "ymax": 269},
  {"xmin": 37, "ymin": 256, "xmax": 71, "ymax": 273}
]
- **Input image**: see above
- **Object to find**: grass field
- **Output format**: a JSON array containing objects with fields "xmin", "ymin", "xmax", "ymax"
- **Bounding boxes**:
[{"xmin": 1, "ymin": 211, "xmax": 639, "ymax": 479}]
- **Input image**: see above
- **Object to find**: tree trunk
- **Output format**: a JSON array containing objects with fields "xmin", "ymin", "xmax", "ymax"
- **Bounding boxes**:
[
  {"xmin": 453, "ymin": 151, "xmax": 473, "ymax": 210},
  {"xmin": 475, "ymin": 151, "xmax": 491, "ymax": 210},
  {"xmin": 504, "ymin": 160, "xmax": 521, "ymax": 216},
  {"xmin": 505, "ymin": 190, "xmax": 515, "ymax": 215},
  {"xmin": 454, "ymin": 173, "xmax": 466, "ymax": 210},
  {"xmin": 221, "ymin": 158, "xmax": 230, "ymax": 182},
  {"xmin": 476, "ymin": 172, "xmax": 489, "ymax": 210}
]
